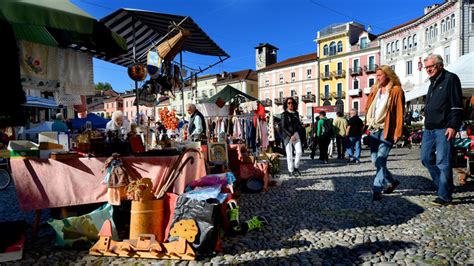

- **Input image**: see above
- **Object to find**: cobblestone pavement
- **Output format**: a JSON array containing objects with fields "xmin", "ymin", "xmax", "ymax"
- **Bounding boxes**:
[{"xmin": 2, "ymin": 147, "xmax": 474, "ymax": 265}]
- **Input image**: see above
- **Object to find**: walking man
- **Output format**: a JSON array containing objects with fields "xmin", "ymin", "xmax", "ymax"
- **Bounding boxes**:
[
  {"xmin": 317, "ymin": 111, "xmax": 332, "ymax": 164},
  {"xmin": 421, "ymin": 54, "xmax": 463, "ymax": 206},
  {"xmin": 333, "ymin": 112, "xmax": 348, "ymax": 159},
  {"xmin": 346, "ymin": 109, "xmax": 364, "ymax": 163}
]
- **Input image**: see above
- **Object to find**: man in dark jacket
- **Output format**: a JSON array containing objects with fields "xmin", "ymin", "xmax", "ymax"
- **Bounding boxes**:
[
  {"xmin": 421, "ymin": 54, "xmax": 463, "ymax": 206},
  {"xmin": 186, "ymin": 104, "xmax": 206, "ymax": 141}
]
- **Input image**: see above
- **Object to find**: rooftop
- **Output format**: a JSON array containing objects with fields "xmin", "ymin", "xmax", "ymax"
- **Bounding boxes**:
[{"xmin": 258, "ymin": 52, "xmax": 318, "ymax": 72}]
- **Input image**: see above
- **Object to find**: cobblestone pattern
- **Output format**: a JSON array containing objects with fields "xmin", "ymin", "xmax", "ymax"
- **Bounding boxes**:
[{"xmin": 2, "ymin": 148, "xmax": 474, "ymax": 265}]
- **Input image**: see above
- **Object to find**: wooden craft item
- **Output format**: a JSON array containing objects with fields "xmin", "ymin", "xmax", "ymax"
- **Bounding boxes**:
[
  {"xmin": 89, "ymin": 219, "xmax": 197, "ymax": 260},
  {"xmin": 157, "ymin": 28, "xmax": 191, "ymax": 61}
]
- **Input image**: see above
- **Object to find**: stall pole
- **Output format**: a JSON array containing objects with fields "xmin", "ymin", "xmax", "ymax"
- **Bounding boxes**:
[
  {"xmin": 180, "ymin": 51, "xmax": 185, "ymax": 116},
  {"xmin": 133, "ymin": 17, "xmax": 140, "ymax": 123}
]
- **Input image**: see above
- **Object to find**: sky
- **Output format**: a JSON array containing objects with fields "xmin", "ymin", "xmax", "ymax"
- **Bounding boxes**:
[{"xmin": 71, "ymin": 0, "xmax": 442, "ymax": 92}]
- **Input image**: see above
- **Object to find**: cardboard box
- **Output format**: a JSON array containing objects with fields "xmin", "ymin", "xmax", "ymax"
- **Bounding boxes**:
[
  {"xmin": 0, "ymin": 235, "xmax": 24, "ymax": 262},
  {"xmin": 7, "ymin": 141, "xmax": 39, "ymax": 158}
]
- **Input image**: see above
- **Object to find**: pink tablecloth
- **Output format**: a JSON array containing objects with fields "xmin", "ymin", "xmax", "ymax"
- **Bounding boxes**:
[{"xmin": 10, "ymin": 153, "xmax": 206, "ymax": 211}]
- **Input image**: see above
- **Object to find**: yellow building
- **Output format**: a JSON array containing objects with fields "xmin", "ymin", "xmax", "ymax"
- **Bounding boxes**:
[{"xmin": 316, "ymin": 22, "xmax": 365, "ymax": 113}]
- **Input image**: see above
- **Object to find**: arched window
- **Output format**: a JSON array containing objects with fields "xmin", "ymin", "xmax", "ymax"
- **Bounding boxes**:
[
  {"xmin": 403, "ymin": 38, "xmax": 407, "ymax": 49},
  {"xmin": 323, "ymin": 100, "xmax": 331, "ymax": 106},
  {"xmin": 425, "ymin": 28, "xmax": 429, "ymax": 41},
  {"xmin": 335, "ymin": 99, "xmax": 344, "ymax": 113},
  {"xmin": 451, "ymin": 14, "xmax": 455, "ymax": 29},
  {"xmin": 386, "ymin": 43, "xmax": 391, "ymax": 54},
  {"xmin": 396, "ymin": 40, "xmax": 400, "ymax": 51},
  {"xmin": 447, "ymin": 18, "xmax": 451, "ymax": 31},
  {"xmin": 337, "ymin": 41, "xmax": 343, "ymax": 53},
  {"xmin": 329, "ymin": 41, "xmax": 336, "ymax": 55},
  {"xmin": 413, "ymin": 34, "xmax": 417, "ymax": 46},
  {"xmin": 391, "ymin": 42, "xmax": 395, "ymax": 53},
  {"xmin": 430, "ymin": 26, "xmax": 434, "ymax": 39},
  {"xmin": 434, "ymin": 23, "xmax": 438, "ymax": 36},
  {"xmin": 408, "ymin": 36, "xmax": 412, "ymax": 48},
  {"xmin": 323, "ymin": 44, "xmax": 329, "ymax": 55},
  {"xmin": 441, "ymin": 19, "xmax": 445, "ymax": 33}
]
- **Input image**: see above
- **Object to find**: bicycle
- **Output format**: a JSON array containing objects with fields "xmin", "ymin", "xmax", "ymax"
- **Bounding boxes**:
[{"xmin": 0, "ymin": 155, "xmax": 11, "ymax": 190}]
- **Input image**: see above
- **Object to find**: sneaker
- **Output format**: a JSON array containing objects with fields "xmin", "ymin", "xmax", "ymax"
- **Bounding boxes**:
[
  {"xmin": 288, "ymin": 172, "xmax": 294, "ymax": 177},
  {"xmin": 294, "ymin": 168, "xmax": 302, "ymax": 176},
  {"xmin": 384, "ymin": 180, "xmax": 400, "ymax": 194},
  {"xmin": 430, "ymin": 197, "xmax": 452, "ymax": 206},
  {"xmin": 228, "ymin": 206, "xmax": 240, "ymax": 227},
  {"xmin": 246, "ymin": 216, "xmax": 265, "ymax": 231},
  {"xmin": 373, "ymin": 192, "xmax": 383, "ymax": 201}
]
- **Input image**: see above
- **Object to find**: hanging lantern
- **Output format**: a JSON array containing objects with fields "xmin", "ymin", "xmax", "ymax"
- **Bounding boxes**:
[{"xmin": 128, "ymin": 63, "xmax": 148, "ymax": 81}]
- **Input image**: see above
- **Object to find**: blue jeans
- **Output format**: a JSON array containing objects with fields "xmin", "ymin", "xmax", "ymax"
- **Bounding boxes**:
[
  {"xmin": 420, "ymin": 129, "xmax": 454, "ymax": 201},
  {"xmin": 346, "ymin": 137, "xmax": 361, "ymax": 162},
  {"xmin": 370, "ymin": 129, "xmax": 395, "ymax": 193}
]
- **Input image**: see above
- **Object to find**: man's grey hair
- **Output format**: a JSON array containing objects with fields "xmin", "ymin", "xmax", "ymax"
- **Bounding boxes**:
[
  {"xmin": 111, "ymin": 110, "xmax": 124, "ymax": 122},
  {"xmin": 350, "ymin": 108, "xmax": 358, "ymax": 115},
  {"xmin": 56, "ymin": 113, "xmax": 64, "ymax": 120},
  {"xmin": 424, "ymin": 54, "xmax": 444, "ymax": 66},
  {"xmin": 186, "ymin": 103, "xmax": 196, "ymax": 110}
]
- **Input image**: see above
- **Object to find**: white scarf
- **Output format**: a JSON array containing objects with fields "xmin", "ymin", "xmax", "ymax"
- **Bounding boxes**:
[{"xmin": 366, "ymin": 82, "xmax": 392, "ymax": 130}]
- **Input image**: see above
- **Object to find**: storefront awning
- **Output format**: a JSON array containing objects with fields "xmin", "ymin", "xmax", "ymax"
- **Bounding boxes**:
[
  {"xmin": 98, "ymin": 8, "xmax": 229, "ymax": 67},
  {"xmin": 23, "ymin": 96, "xmax": 58, "ymax": 108},
  {"xmin": 406, "ymin": 52, "xmax": 474, "ymax": 102},
  {"xmin": 0, "ymin": 0, "xmax": 127, "ymax": 57}
]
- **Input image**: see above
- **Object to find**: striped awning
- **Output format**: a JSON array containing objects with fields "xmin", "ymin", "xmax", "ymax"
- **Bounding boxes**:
[
  {"xmin": 23, "ymin": 96, "xmax": 58, "ymax": 108},
  {"xmin": 98, "ymin": 8, "xmax": 229, "ymax": 67}
]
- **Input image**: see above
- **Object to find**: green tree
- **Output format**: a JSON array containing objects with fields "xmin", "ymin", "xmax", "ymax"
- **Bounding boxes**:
[{"xmin": 95, "ymin": 82, "xmax": 112, "ymax": 91}]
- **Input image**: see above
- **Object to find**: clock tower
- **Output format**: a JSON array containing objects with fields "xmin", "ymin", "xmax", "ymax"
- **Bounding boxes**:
[{"xmin": 255, "ymin": 43, "xmax": 278, "ymax": 70}]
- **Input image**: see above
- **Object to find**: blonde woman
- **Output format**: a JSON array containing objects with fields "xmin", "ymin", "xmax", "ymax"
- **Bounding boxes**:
[{"xmin": 365, "ymin": 65, "xmax": 405, "ymax": 201}]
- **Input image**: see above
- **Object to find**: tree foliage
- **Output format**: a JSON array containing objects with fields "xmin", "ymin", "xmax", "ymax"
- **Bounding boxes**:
[{"xmin": 95, "ymin": 82, "xmax": 112, "ymax": 91}]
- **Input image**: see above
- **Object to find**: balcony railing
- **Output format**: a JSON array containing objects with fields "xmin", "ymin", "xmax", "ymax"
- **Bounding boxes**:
[
  {"xmin": 349, "ymin": 67, "xmax": 362, "ymax": 76},
  {"xmin": 348, "ymin": 88, "xmax": 361, "ymax": 97},
  {"xmin": 302, "ymin": 94, "xmax": 316, "ymax": 103},
  {"xmin": 333, "ymin": 92, "xmax": 345, "ymax": 99},
  {"xmin": 320, "ymin": 72, "xmax": 332, "ymax": 80},
  {"xmin": 262, "ymin": 98, "xmax": 272, "ymax": 107},
  {"xmin": 363, "ymin": 87, "xmax": 372, "ymax": 94},
  {"xmin": 320, "ymin": 93, "xmax": 331, "ymax": 101},
  {"xmin": 365, "ymin": 64, "xmax": 378, "ymax": 73},
  {"xmin": 333, "ymin": 70, "xmax": 345, "ymax": 78},
  {"xmin": 274, "ymin": 97, "xmax": 285, "ymax": 106}
]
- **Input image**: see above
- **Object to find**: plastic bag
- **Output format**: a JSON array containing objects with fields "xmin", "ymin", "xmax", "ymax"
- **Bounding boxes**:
[
  {"xmin": 183, "ymin": 185, "xmax": 221, "ymax": 201},
  {"xmin": 189, "ymin": 172, "xmax": 236, "ymax": 188},
  {"xmin": 169, "ymin": 196, "xmax": 220, "ymax": 255},
  {"xmin": 48, "ymin": 204, "xmax": 118, "ymax": 248}
]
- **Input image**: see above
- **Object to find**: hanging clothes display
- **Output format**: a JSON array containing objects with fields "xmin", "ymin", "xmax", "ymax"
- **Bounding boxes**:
[{"xmin": 268, "ymin": 113, "xmax": 275, "ymax": 142}]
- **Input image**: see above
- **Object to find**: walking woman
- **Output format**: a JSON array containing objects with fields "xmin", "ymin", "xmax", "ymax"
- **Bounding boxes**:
[
  {"xmin": 281, "ymin": 97, "xmax": 303, "ymax": 176},
  {"xmin": 365, "ymin": 65, "xmax": 405, "ymax": 201}
]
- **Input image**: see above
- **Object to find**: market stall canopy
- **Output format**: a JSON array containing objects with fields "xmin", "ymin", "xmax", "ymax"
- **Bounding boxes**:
[
  {"xmin": 71, "ymin": 113, "xmax": 110, "ymax": 130},
  {"xmin": 206, "ymin": 85, "xmax": 257, "ymax": 104},
  {"xmin": 0, "ymin": 0, "xmax": 127, "ymax": 57},
  {"xmin": 98, "ymin": 8, "xmax": 230, "ymax": 67},
  {"xmin": 406, "ymin": 52, "xmax": 474, "ymax": 102},
  {"xmin": 23, "ymin": 96, "xmax": 57, "ymax": 108}
]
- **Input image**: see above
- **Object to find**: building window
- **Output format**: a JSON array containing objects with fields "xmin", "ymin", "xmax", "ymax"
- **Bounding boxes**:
[
  {"xmin": 441, "ymin": 19, "xmax": 446, "ymax": 33},
  {"xmin": 291, "ymin": 90, "xmax": 297, "ymax": 96},
  {"xmin": 324, "ymin": 84, "xmax": 330, "ymax": 97},
  {"xmin": 386, "ymin": 44, "xmax": 390, "ymax": 54},
  {"xmin": 290, "ymin": 72, "xmax": 296, "ymax": 82},
  {"xmin": 307, "ymin": 68, "xmax": 312, "ymax": 79},
  {"xmin": 451, "ymin": 14, "xmax": 455, "ymax": 29},
  {"xmin": 306, "ymin": 87, "xmax": 312, "ymax": 95},
  {"xmin": 408, "ymin": 36, "xmax": 412, "ymax": 48},
  {"xmin": 329, "ymin": 41, "xmax": 336, "ymax": 55},
  {"xmin": 265, "ymin": 79, "xmax": 269, "ymax": 86},
  {"xmin": 391, "ymin": 42, "xmax": 395, "ymax": 53},
  {"xmin": 306, "ymin": 106, "xmax": 312, "ymax": 118},
  {"xmin": 413, "ymin": 34, "xmax": 417, "ymax": 47},
  {"xmin": 403, "ymin": 38, "xmax": 407, "ymax": 50},
  {"xmin": 353, "ymin": 59, "xmax": 359, "ymax": 69},
  {"xmin": 444, "ymin": 46, "xmax": 451, "ymax": 65},
  {"xmin": 337, "ymin": 83, "xmax": 342, "ymax": 97},
  {"xmin": 368, "ymin": 56, "xmax": 375, "ymax": 68},
  {"xmin": 406, "ymin": 60, "xmax": 413, "ymax": 75},
  {"xmin": 337, "ymin": 62, "xmax": 342, "ymax": 74},
  {"xmin": 391, "ymin": 65, "xmax": 396, "ymax": 71},
  {"xmin": 353, "ymin": 101, "xmax": 359, "ymax": 112},
  {"xmin": 395, "ymin": 40, "xmax": 399, "ymax": 51},
  {"xmin": 360, "ymin": 37, "xmax": 368, "ymax": 49},
  {"xmin": 209, "ymin": 89, "xmax": 214, "ymax": 96},
  {"xmin": 187, "ymin": 92, "xmax": 191, "ymax": 99},
  {"xmin": 324, "ymin": 64, "xmax": 330, "ymax": 76},
  {"xmin": 264, "ymin": 92, "xmax": 269, "ymax": 100},
  {"xmin": 425, "ymin": 28, "xmax": 429, "ymax": 41},
  {"xmin": 337, "ymin": 41, "xmax": 343, "ymax": 53},
  {"xmin": 368, "ymin": 78, "xmax": 375, "ymax": 88},
  {"xmin": 279, "ymin": 91, "xmax": 284, "ymax": 98},
  {"xmin": 323, "ymin": 44, "xmax": 329, "ymax": 55},
  {"xmin": 353, "ymin": 79, "xmax": 359, "ymax": 90},
  {"xmin": 279, "ymin": 74, "xmax": 284, "ymax": 84}
]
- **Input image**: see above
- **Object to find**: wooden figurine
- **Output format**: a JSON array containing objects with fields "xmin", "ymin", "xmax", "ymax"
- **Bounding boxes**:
[{"xmin": 89, "ymin": 219, "xmax": 198, "ymax": 260}]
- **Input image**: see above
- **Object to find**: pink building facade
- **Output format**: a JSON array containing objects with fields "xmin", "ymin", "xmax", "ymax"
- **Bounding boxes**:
[
  {"xmin": 257, "ymin": 53, "xmax": 318, "ymax": 120},
  {"xmin": 346, "ymin": 34, "xmax": 380, "ymax": 116}
]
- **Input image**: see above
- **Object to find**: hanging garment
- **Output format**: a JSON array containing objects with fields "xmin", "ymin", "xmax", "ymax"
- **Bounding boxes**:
[
  {"xmin": 268, "ymin": 113, "xmax": 275, "ymax": 142},
  {"xmin": 259, "ymin": 120, "xmax": 269, "ymax": 150}
]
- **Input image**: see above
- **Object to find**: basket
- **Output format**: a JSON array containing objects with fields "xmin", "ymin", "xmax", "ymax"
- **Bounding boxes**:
[{"xmin": 157, "ymin": 28, "xmax": 191, "ymax": 61}]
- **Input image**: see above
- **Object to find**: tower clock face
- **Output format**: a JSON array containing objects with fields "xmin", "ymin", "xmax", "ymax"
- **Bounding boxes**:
[{"xmin": 257, "ymin": 55, "xmax": 265, "ymax": 68}]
